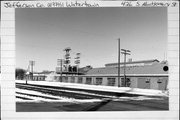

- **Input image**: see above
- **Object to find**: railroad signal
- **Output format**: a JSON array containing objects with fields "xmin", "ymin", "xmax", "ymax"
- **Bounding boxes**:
[
  {"xmin": 72, "ymin": 66, "xmax": 77, "ymax": 72},
  {"xmin": 74, "ymin": 53, "xmax": 81, "ymax": 75},
  {"xmin": 64, "ymin": 60, "xmax": 70, "ymax": 64},
  {"xmin": 68, "ymin": 65, "xmax": 72, "ymax": 72},
  {"xmin": 63, "ymin": 47, "xmax": 71, "ymax": 72},
  {"xmin": 75, "ymin": 60, "xmax": 80, "ymax": 64}
]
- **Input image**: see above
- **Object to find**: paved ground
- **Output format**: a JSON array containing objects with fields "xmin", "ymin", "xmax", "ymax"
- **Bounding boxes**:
[
  {"xmin": 97, "ymin": 98, "xmax": 169, "ymax": 111},
  {"xmin": 16, "ymin": 97, "xmax": 168, "ymax": 112},
  {"xmin": 16, "ymin": 102, "xmax": 99, "ymax": 112}
]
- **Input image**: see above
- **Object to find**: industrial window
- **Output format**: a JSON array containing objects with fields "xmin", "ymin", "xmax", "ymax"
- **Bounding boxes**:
[
  {"xmin": 146, "ymin": 78, "xmax": 150, "ymax": 83},
  {"xmin": 107, "ymin": 78, "xmax": 116, "ymax": 86},
  {"xmin": 59, "ymin": 76, "xmax": 63, "ymax": 82},
  {"xmin": 55, "ymin": 76, "xmax": 59, "ymax": 80},
  {"xmin": 77, "ymin": 77, "xmax": 83, "ymax": 83},
  {"xmin": 121, "ymin": 78, "xmax": 125, "ymax": 87},
  {"xmin": 64, "ymin": 76, "xmax": 68, "ymax": 82},
  {"xmin": 86, "ymin": 77, "xmax": 92, "ymax": 84},
  {"xmin": 157, "ymin": 79, "xmax": 162, "ymax": 83},
  {"xmin": 70, "ymin": 77, "xmax": 75, "ymax": 83},
  {"xmin": 95, "ymin": 78, "xmax": 103, "ymax": 85}
]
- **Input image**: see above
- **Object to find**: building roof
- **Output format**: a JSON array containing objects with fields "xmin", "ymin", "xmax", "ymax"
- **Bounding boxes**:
[
  {"xmin": 87, "ymin": 62, "xmax": 168, "ymax": 75},
  {"xmin": 105, "ymin": 59, "xmax": 159, "ymax": 67}
]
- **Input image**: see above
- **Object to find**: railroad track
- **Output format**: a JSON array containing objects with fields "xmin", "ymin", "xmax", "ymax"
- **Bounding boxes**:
[
  {"xmin": 16, "ymin": 83, "xmax": 142, "ymax": 97},
  {"xmin": 16, "ymin": 83, "xmax": 119, "ymax": 111},
  {"xmin": 16, "ymin": 83, "xmax": 168, "ymax": 111},
  {"xmin": 16, "ymin": 83, "xmax": 116, "ymax": 100}
]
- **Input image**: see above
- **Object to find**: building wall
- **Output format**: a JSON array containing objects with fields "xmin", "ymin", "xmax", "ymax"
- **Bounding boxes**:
[
  {"xmin": 82, "ymin": 77, "xmax": 86, "ymax": 84},
  {"xmin": 137, "ymin": 77, "xmax": 151, "ymax": 89},
  {"xmin": 102, "ymin": 77, "xmax": 108, "ymax": 86},
  {"xmin": 150, "ymin": 77, "xmax": 159, "ymax": 90},
  {"xmin": 42, "ymin": 74, "xmax": 168, "ymax": 90},
  {"xmin": 25, "ymin": 75, "xmax": 46, "ymax": 81},
  {"xmin": 130, "ymin": 77, "xmax": 138, "ymax": 88}
]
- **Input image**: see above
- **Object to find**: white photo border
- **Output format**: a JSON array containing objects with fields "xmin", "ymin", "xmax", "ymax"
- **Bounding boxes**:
[{"xmin": 1, "ymin": 1, "xmax": 179, "ymax": 120}]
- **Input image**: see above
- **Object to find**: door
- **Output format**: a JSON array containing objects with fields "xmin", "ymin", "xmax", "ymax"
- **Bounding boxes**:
[{"xmin": 138, "ymin": 78, "xmax": 150, "ymax": 89}]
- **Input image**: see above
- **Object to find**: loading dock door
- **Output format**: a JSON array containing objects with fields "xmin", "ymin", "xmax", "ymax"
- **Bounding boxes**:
[{"xmin": 137, "ymin": 78, "xmax": 150, "ymax": 89}]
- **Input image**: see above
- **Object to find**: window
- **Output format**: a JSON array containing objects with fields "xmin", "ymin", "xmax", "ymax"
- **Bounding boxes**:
[
  {"xmin": 55, "ymin": 76, "xmax": 58, "ymax": 80},
  {"xmin": 86, "ymin": 77, "xmax": 92, "ymax": 84},
  {"xmin": 78, "ymin": 77, "xmax": 83, "ymax": 83},
  {"xmin": 121, "ymin": 78, "xmax": 125, "ymax": 87},
  {"xmin": 59, "ymin": 76, "xmax": 63, "ymax": 82},
  {"xmin": 70, "ymin": 77, "xmax": 75, "ymax": 83},
  {"xmin": 95, "ymin": 78, "xmax": 103, "ymax": 85},
  {"xmin": 145, "ymin": 78, "xmax": 150, "ymax": 83},
  {"xmin": 64, "ymin": 76, "xmax": 68, "ymax": 82},
  {"xmin": 107, "ymin": 78, "xmax": 116, "ymax": 86},
  {"xmin": 157, "ymin": 79, "xmax": 162, "ymax": 83}
]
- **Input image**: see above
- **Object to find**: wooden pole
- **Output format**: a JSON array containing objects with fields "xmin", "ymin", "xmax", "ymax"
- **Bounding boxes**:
[{"xmin": 118, "ymin": 38, "xmax": 120, "ymax": 87}]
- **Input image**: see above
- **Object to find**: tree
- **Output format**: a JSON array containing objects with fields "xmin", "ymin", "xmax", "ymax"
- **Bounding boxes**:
[{"xmin": 15, "ymin": 68, "xmax": 26, "ymax": 80}]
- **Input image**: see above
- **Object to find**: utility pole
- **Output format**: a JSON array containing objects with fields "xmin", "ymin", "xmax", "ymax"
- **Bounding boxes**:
[
  {"xmin": 26, "ymin": 65, "xmax": 30, "ymax": 84},
  {"xmin": 121, "ymin": 49, "xmax": 130, "ymax": 87},
  {"xmin": 118, "ymin": 38, "xmax": 121, "ymax": 87},
  {"xmin": 60, "ymin": 59, "xmax": 63, "ymax": 79},
  {"xmin": 58, "ymin": 59, "xmax": 63, "ymax": 82},
  {"xmin": 29, "ymin": 60, "xmax": 35, "ymax": 81}
]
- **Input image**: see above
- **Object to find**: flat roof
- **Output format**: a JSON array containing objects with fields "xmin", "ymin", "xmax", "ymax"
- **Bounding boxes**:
[
  {"xmin": 87, "ymin": 62, "xmax": 168, "ymax": 75},
  {"xmin": 105, "ymin": 59, "xmax": 159, "ymax": 66}
]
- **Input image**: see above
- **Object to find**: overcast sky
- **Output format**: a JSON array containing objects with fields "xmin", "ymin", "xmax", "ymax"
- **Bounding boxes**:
[{"xmin": 16, "ymin": 7, "xmax": 167, "ymax": 72}]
